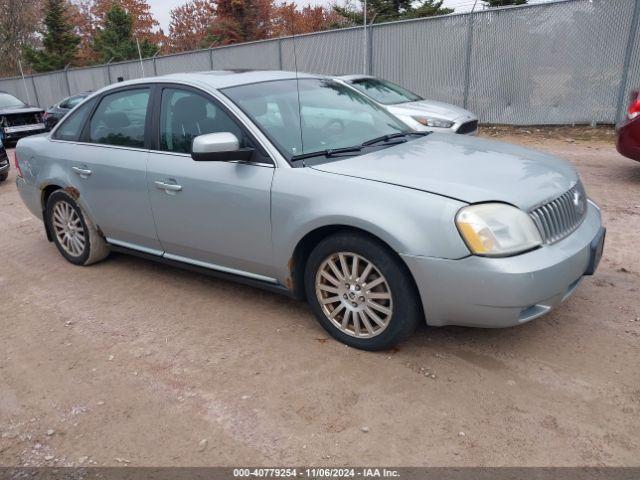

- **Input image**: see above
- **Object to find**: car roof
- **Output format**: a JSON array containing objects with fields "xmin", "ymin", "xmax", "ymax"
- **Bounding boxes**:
[
  {"xmin": 102, "ymin": 70, "xmax": 325, "ymax": 92},
  {"xmin": 335, "ymin": 74, "xmax": 375, "ymax": 82}
]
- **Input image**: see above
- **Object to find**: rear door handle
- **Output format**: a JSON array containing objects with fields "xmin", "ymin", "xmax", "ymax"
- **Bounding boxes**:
[
  {"xmin": 155, "ymin": 180, "xmax": 183, "ymax": 192},
  {"xmin": 72, "ymin": 166, "xmax": 92, "ymax": 177}
]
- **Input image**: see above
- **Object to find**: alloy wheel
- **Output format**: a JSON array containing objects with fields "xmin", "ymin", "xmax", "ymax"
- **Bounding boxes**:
[
  {"xmin": 52, "ymin": 200, "xmax": 86, "ymax": 257},
  {"xmin": 315, "ymin": 252, "xmax": 393, "ymax": 338}
]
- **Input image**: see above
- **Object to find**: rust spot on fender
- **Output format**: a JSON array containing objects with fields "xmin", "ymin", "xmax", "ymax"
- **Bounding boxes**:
[
  {"xmin": 63, "ymin": 186, "xmax": 80, "ymax": 200},
  {"xmin": 284, "ymin": 256, "xmax": 296, "ymax": 290}
]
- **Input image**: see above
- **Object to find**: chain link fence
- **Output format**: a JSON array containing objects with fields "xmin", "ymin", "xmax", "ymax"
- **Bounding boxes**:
[{"xmin": 0, "ymin": 0, "xmax": 637, "ymax": 125}]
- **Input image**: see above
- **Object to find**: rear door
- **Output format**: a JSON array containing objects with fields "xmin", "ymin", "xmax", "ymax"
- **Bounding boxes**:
[
  {"xmin": 69, "ymin": 86, "xmax": 162, "ymax": 253},
  {"xmin": 146, "ymin": 85, "xmax": 275, "ymax": 278}
]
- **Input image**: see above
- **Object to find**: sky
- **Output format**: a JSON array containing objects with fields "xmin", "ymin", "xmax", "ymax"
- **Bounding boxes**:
[{"xmin": 149, "ymin": 0, "xmax": 551, "ymax": 33}]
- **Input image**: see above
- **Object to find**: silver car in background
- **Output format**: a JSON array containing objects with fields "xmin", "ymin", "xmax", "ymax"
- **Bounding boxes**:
[
  {"xmin": 335, "ymin": 75, "xmax": 478, "ymax": 135},
  {"xmin": 15, "ymin": 71, "xmax": 604, "ymax": 351}
]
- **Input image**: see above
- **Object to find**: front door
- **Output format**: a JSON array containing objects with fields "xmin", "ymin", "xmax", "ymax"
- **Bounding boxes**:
[{"xmin": 146, "ymin": 86, "xmax": 275, "ymax": 279}]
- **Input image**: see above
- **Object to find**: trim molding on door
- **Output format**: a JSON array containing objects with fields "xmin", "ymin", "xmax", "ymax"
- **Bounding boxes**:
[
  {"xmin": 106, "ymin": 237, "xmax": 164, "ymax": 256},
  {"xmin": 163, "ymin": 252, "xmax": 278, "ymax": 284},
  {"xmin": 105, "ymin": 237, "xmax": 280, "ymax": 285}
]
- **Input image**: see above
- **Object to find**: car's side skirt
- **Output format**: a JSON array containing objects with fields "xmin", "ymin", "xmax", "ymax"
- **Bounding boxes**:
[{"xmin": 107, "ymin": 243, "xmax": 296, "ymax": 299}]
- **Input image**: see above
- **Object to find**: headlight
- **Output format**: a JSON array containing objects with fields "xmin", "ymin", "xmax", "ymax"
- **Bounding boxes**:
[
  {"xmin": 456, "ymin": 203, "xmax": 542, "ymax": 257},
  {"xmin": 412, "ymin": 116, "xmax": 454, "ymax": 128}
]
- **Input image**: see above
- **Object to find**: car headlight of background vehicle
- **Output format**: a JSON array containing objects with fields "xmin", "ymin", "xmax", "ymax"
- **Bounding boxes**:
[
  {"xmin": 412, "ymin": 116, "xmax": 454, "ymax": 128},
  {"xmin": 456, "ymin": 203, "xmax": 542, "ymax": 257}
]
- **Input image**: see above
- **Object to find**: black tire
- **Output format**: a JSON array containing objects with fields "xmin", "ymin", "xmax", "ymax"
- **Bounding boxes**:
[
  {"xmin": 304, "ymin": 231, "xmax": 422, "ymax": 351},
  {"xmin": 0, "ymin": 172, "xmax": 7, "ymax": 182},
  {"xmin": 45, "ymin": 190, "xmax": 110, "ymax": 266}
]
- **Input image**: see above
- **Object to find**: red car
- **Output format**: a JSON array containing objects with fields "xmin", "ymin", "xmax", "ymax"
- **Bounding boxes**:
[{"xmin": 616, "ymin": 90, "xmax": 640, "ymax": 161}]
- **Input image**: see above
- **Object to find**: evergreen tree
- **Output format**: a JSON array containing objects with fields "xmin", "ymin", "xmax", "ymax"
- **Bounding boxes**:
[
  {"xmin": 92, "ymin": 4, "xmax": 156, "ymax": 62},
  {"xmin": 334, "ymin": 0, "xmax": 452, "ymax": 25},
  {"xmin": 23, "ymin": 0, "xmax": 80, "ymax": 72}
]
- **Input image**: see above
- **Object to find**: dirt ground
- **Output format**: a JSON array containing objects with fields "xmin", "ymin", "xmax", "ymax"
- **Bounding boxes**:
[{"xmin": 0, "ymin": 126, "xmax": 638, "ymax": 467}]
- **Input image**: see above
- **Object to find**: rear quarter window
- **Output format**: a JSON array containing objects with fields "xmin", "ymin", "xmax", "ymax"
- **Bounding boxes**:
[{"xmin": 53, "ymin": 98, "xmax": 97, "ymax": 142}]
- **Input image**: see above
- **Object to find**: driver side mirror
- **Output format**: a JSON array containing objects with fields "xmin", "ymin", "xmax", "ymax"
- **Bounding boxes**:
[{"xmin": 191, "ymin": 132, "xmax": 254, "ymax": 162}]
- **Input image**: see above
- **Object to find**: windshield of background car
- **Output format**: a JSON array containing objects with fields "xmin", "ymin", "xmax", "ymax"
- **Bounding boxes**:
[
  {"xmin": 67, "ymin": 95, "xmax": 87, "ymax": 108},
  {"xmin": 348, "ymin": 78, "xmax": 423, "ymax": 105},
  {"xmin": 0, "ymin": 93, "xmax": 26, "ymax": 109},
  {"xmin": 222, "ymin": 78, "xmax": 410, "ymax": 160}
]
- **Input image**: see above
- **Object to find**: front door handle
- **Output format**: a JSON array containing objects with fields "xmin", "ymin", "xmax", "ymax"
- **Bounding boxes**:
[
  {"xmin": 72, "ymin": 166, "xmax": 92, "ymax": 177},
  {"xmin": 155, "ymin": 180, "xmax": 183, "ymax": 193}
]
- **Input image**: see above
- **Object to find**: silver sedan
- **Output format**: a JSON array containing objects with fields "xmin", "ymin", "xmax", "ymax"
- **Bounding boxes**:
[
  {"xmin": 15, "ymin": 71, "xmax": 605, "ymax": 351},
  {"xmin": 334, "ymin": 75, "xmax": 478, "ymax": 135}
]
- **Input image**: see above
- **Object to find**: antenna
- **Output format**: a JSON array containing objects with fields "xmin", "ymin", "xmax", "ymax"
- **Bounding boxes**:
[
  {"xmin": 290, "ymin": 14, "xmax": 305, "ymax": 157},
  {"xmin": 363, "ymin": 0, "xmax": 367, "ymax": 74}
]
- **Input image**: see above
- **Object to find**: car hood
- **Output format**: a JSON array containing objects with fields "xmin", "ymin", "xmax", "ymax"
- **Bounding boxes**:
[
  {"xmin": 310, "ymin": 133, "xmax": 578, "ymax": 210},
  {"xmin": 0, "ymin": 106, "xmax": 44, "ymax": 115},
  {"xmin": 387, "ymin": 100, "xmax": 475, "ymax": 122}
]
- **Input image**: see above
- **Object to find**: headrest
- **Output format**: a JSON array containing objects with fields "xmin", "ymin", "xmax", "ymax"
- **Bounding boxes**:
[
  {"xmin": 103, "ymin": 111, "xmax": 130, "ymax": 129},
  {"xmin": 173, "ymin": 95, "xmax": 208, "ymax": 123}
]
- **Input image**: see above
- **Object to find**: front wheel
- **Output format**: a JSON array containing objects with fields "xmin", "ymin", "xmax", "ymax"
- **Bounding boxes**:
[
  {"xmin": 0, "ymin": 172, "xmax": 7, "ymax": 182},
  {"xmin": 305, "ymin": 232, "xmax": 422, "ymax": 351},
  {"xmin": 45, "ymin": 190, "xmax": 110, "ymax": 266}
]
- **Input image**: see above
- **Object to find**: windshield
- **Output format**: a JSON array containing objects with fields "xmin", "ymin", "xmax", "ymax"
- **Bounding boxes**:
[
  {"xmin": 67, "ymin": 95, "xmax": 86, "ymax": 108},
  {"xmin": 0, "ymin": 92, "xmax": 26, "ymax": 109},
  {"xmin": 347, "ymin": 78, "xmax": 422, "ymax": 105},
  {"xmin": 222, "ymin": 78, "xmax": 410, "ymax": 160}
]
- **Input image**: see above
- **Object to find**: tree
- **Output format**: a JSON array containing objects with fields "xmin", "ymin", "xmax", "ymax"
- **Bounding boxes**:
[
  {"xmin": 207, "ymin": 0, "xmax": 274, "ymax": 45},
  {"xmin": 272, "ymin": 2, "xmax": 344, "ymax": 36},
  {"xmin": 92, "ymin": 4, "xmax": 156, "ymax": 62},
  {"xmin": 68, "ymin": 0, "xmax": 100, "ymax": 65},
  {"xmin": 23, "ymin": 0, "xmax": 81, "ymax": 72},
  {"xmin": 0, "ymin": 0, "xmax": 41, "ymax": 76},
  {"xmin": 92, "ymin": 0, "xmax": 164, "ymax": 46},
  {"xmin": 483, "ymin": 0, "xmax": 526, "ymax": 5},
  {"xmin": 334, "ymin": 0, "xmax": 452, "ymax": 25},
  {"xmin": 168, "ymin": 0, "xmax": 216, "ymax": 52}
]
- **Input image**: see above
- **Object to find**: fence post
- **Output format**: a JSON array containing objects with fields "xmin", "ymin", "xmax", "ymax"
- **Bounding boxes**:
[
  {"xmin": 106, "ymin": 57, "xmax": 114, "ymax": 84},
  {"xmin": 153, "ymin": 53, "xmax": 158, "ymax": 76},
  {"xmin": 462, "ymin": 12, "xmax": 476, "ymax": 110},
  {"xmin": 31, "ymin": 76, "xmax": 40, "ymax": 107},
  {"xmin": 209, "ymin": 44, "xmax": 215, "ymax": 70},
  {"xmin": 278, "ymin": 38, "xmax": 283, "ymax": 70},
  {"xmin": 64, "ymin": 64, "xmax": 72, "ymax": 96},
  {"xmin": 615, "ymin": 0, "xmax": 640, "ymax": 124}
]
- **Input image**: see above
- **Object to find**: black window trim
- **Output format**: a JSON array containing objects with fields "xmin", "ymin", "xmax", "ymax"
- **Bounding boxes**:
[{"xmin": 150, "ymin": 82, "xmax": 273, "ymax": 166}]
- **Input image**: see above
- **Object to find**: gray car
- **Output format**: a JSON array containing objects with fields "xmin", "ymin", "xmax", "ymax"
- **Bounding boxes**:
[
  {"xmin": 15, "ymin": 71, "xmax": 605, "ymax": 351},
  {"xmin": 334, "ymin": 75, "xmax": 478, "ymax": 135}
]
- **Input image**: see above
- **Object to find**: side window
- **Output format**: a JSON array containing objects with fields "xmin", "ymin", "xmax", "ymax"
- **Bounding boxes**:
[
  {"xmin": 160, "ymin": 88, "xmax": 247, "ymax": 154},
  {"xmin": 89, "ymin": 88, "xmax": 150, "ymax": 148},
  {"xmin": 53, "ymin": 98, "xmax": 97, "ymax": 142}
]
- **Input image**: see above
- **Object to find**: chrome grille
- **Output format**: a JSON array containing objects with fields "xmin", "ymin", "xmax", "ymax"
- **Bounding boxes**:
[{"xmin": 529, "ymin": 182, "xmax": 587, "ymax": 244}]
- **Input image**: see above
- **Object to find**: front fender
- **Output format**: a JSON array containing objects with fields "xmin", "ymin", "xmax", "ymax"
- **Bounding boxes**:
[{"xmin": 271, "ymin": 167, "xmax": 470, "ymax": 283}]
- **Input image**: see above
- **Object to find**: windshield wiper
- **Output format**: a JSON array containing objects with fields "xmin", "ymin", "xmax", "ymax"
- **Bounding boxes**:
[
  {"xmin": 291, "ymin": 145, "xmax": 362, "ymax": 161},
  {"xmin": 361, "ymin": 132, "xmax": 409, "ymax": 146}
]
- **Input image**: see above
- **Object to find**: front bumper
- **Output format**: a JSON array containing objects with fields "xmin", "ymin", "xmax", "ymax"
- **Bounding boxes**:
[{"xmin": 402, "ymin": 201, "xmax": 603, "ymax": 328}]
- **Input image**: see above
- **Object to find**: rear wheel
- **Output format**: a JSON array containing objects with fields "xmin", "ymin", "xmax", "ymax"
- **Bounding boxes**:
[
  {"xmin": 45, "ymin": 190, "xmax": 110, "ymax": 266},
  {"xmin": 305, "ymin": 232, "xmax": 422, "ymax": 351}
]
